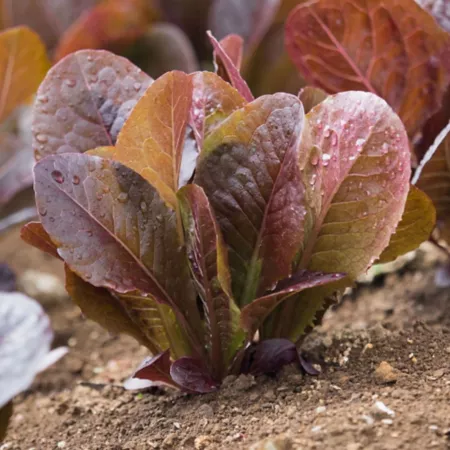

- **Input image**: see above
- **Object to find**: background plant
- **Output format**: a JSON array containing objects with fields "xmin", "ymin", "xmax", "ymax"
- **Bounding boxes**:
[{"xmin": 283, "ymin": 0, "xmax": 450, "ymax": 262}]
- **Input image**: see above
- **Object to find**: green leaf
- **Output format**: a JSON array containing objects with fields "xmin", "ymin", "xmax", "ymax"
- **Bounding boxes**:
[
  {"xmin": 178, "ymin": 184, "xmax": 243, "ymax": 377},
  {"xmin": 378, "ymin": 185, "xmax": 436, "ymax": 263},
  {"xmin": 195, "ymin": 93, "xmax": 306, "ymax": 306}
]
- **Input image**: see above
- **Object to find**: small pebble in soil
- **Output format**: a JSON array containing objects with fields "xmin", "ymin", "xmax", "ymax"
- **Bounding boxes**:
[
  {"xmin": 372, "ymin": 401, "xmax": 395, "ymax": 419},
  {"xmin": 374, "ymin": 361, "xmax": 398, "ymax": 384}
]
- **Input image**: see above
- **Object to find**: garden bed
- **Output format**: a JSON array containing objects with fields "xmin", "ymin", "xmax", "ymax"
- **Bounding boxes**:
[{"xmin": 1, "ymin": 225, "xmax": 449, "ymax": 450}]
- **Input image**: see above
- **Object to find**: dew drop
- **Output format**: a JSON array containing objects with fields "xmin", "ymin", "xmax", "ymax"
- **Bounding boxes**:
[
  {"xmin": 49, "ymin": 217, "xmax": 55, "ymax": 223},
  {"xmin": 311, "ymin": 153, "xmax": 319, "ymax": 166},
  {"xmin": 72, "ymin": 175, "xmax": 80, "ymax": 185},
  {"xmin": 87, "ymin": 55, "xmax": 94, "ymax": 62},
  {"xmin": 324, "ymin": 125, "xmax": 331, "ymax": 138},
  {"xmin": 39, "ymin": 207, "xmax": 47, "ymax": 217},
  {"xmin": 356, "ymin": 138, "xmax": 366, "ymax": 147},
  {"xmin": 331, "ymin": 133, "xmax": 338, "ymax": 146},
  {"xmin": 133, "ymin": 82, "xmax": 142, "ymax": 91},
  {"xmin": 65, "ymin": 79, "xmax": 76, "ymax": 87},
  {"xmin": 51, "ymin": 170, "xmax": 64, "ymax": 183},
  {"xmin": 382, "ymin": 143, "xmax": 389, "ymax": 153},
  {"xmin": 140, "ymin": 201, "xmax": 147, "ymax": 212},
  {"xmin": 156, "ymin": 214, "xmax": 163, "ymax": 223},
  {"xmin": 118, "ymin": 192, "xmax": 128, "ymax": 203},
  {"xmin": 37, "ymin": 95, "xmax": 49, "ymax": 104},
  {"xmin": 35, "ymin": 133, "xmax": 48, "ymax": 144},
  {"xmin": 96, "ymin": 192, "xmax": 103, "ymax": 201}
]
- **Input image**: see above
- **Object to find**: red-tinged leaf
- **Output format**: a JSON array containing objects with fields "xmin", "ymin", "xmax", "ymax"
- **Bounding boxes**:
[
  {"xmin": 195, "ymin": 93, "xmax": 306, "ymax": 306},
  {"xmin": 274, "ymin": 91, "xmax": 411, "ymax": 341},
  {"xmin": 34, "ymin": 153, "xmax": 204, "ymax": 355},
  {"xmin": 207, "ymin": 31, "xmax": 254, "ymax": 102},
  {"xmin": 113, "ymin": 71, "xmax": 193, "ymax": 209},
  {"xmin": 32, "ymin": 49, "xmax": 152, "ymax": 161},
  {"xmin": 299, "ymin": 86, "xmax": 328, "ymax": 114},
  {"xmin": 285, "ymin": 0, "xmax": 450, "ymax": 137},
  {"xmin": 0, "ymin": 27, "xmax": 49, "ymax": 124},
  {"xmin": 132, "ymin": 350, "xmax": 179, "ymax": 389},
  {"xmin": 178, "ymin": 185, "xmax": 243, "ymax": 378},
  {"xmin": 20, "ymin": 221, "xmax": 60, "ymax": 259},
  {"xmin": 415, "ymin": 120, "xmax": 450, "ymax": 242},
  {"xmin": 417, "ymin": 0, "xmax": 450, "ymax": 32},
  {"xmin": 209, "ymin": 0, "xmax": 280, "ymax": 53},
  {"xmin": 378, "ymin": 185, "xmax": 436, "ymax": 263},
  {"xmin": 240, "ymin": 338, "xmax": 299, "ymax": 376},
  {"xmin": 216, "ymin": 35, "xmax": 244, "ymax": 72},
  {"xmin": 0, "ymin": 263, "xmax": 16, "ymax": 292},
  {"xmin": 241, "ymin": 270, "xmax": 345, "ymax": 338},
  {"xmin": 0, "ymin": 134, "xmax": 34, "ymax": 206},
  {"xmin": 2, "ymin": 0, "xmax": 96, "ymax": 50},
  {"xmin": 133, "ymin": 24, "xmax": 200, "ymax": 78},
  {"xmin": 190, "ymin": 71, "xmax": 246, "ymax": 150},
  {"xmin": 0, "ymin": 293, "xmax": 64, "ymax": 408},
  {"xmin": 170, "ymin": 357, "xmax": 219, "ymax": 393},
  {"xmin": 53, "ymin": 0, "xmax": 154, "ymax": 61}
]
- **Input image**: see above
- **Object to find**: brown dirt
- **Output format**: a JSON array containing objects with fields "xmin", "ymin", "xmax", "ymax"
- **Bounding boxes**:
[{"xmin": 1, "ymin": 225, "xmax": 450, "ymax": 450}]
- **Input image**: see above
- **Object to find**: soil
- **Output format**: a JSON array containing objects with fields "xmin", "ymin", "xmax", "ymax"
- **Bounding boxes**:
[{"xmin": 1, "ymin": 225, "xmax": 450, "ymax": 450}]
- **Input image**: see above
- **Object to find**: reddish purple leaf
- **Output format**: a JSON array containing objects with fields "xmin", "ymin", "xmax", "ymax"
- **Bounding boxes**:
[
  {"xmin": 285, "ymin": 0, "xmax": 450, "ymax": 138},
  {"xmin": 178, "ymin": 184, "xmax": 243, "ymax": 378},
  {"xmin": 207, "ymin": 31, "xmax": 254, "ymax": 102},
  {"xmin": 216, "ymin": 34, "xmax": 243, "ymax": 71},
  {"xmin": 195, "ymin": 93, "xmax": 306, "ymax": 306},
  {"xmin": 170, "ymin": 357, "xmax": 219, "ymax": 393},
  {"xmin": 241, "ymin": 270, "xmax": 346, "ymax": 338},
  {"xmin": 0, "ymin": 134, "xmax": 34, "ymax": 206},
  {"xmin": 132, "ymin": 350, "xmax": 179, "ymax": 389},
  {"xmin": 34, "ymin": 152, "xmax": 204, "ymax": 357},
  {"xmin": 240, "ymin": 338, "xmax": 299, "ymax": 376},
  {"xmin": 32, "ymin": 49, "xmax": 152, "ymax": 161}
]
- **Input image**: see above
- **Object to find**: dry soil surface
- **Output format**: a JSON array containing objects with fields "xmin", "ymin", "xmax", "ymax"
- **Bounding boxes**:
[{"xmin": 1, "ymin": 226, "xmax": 450, "ymax": 450}]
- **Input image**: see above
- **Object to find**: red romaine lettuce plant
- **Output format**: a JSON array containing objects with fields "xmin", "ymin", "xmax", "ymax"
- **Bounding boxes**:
[
  {"xmin": 22, "ymin": 45, "xmax": 431, "ymax": 392},
  {"xmin": 0, "ymin": 292, "xmax": 67, "ymax": 441}
]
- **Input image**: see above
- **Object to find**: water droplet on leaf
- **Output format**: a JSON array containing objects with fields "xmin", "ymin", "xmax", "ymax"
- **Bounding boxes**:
[{"xmin": 51, "ymin": 170, "xmax": 64, "ymax": 183}]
